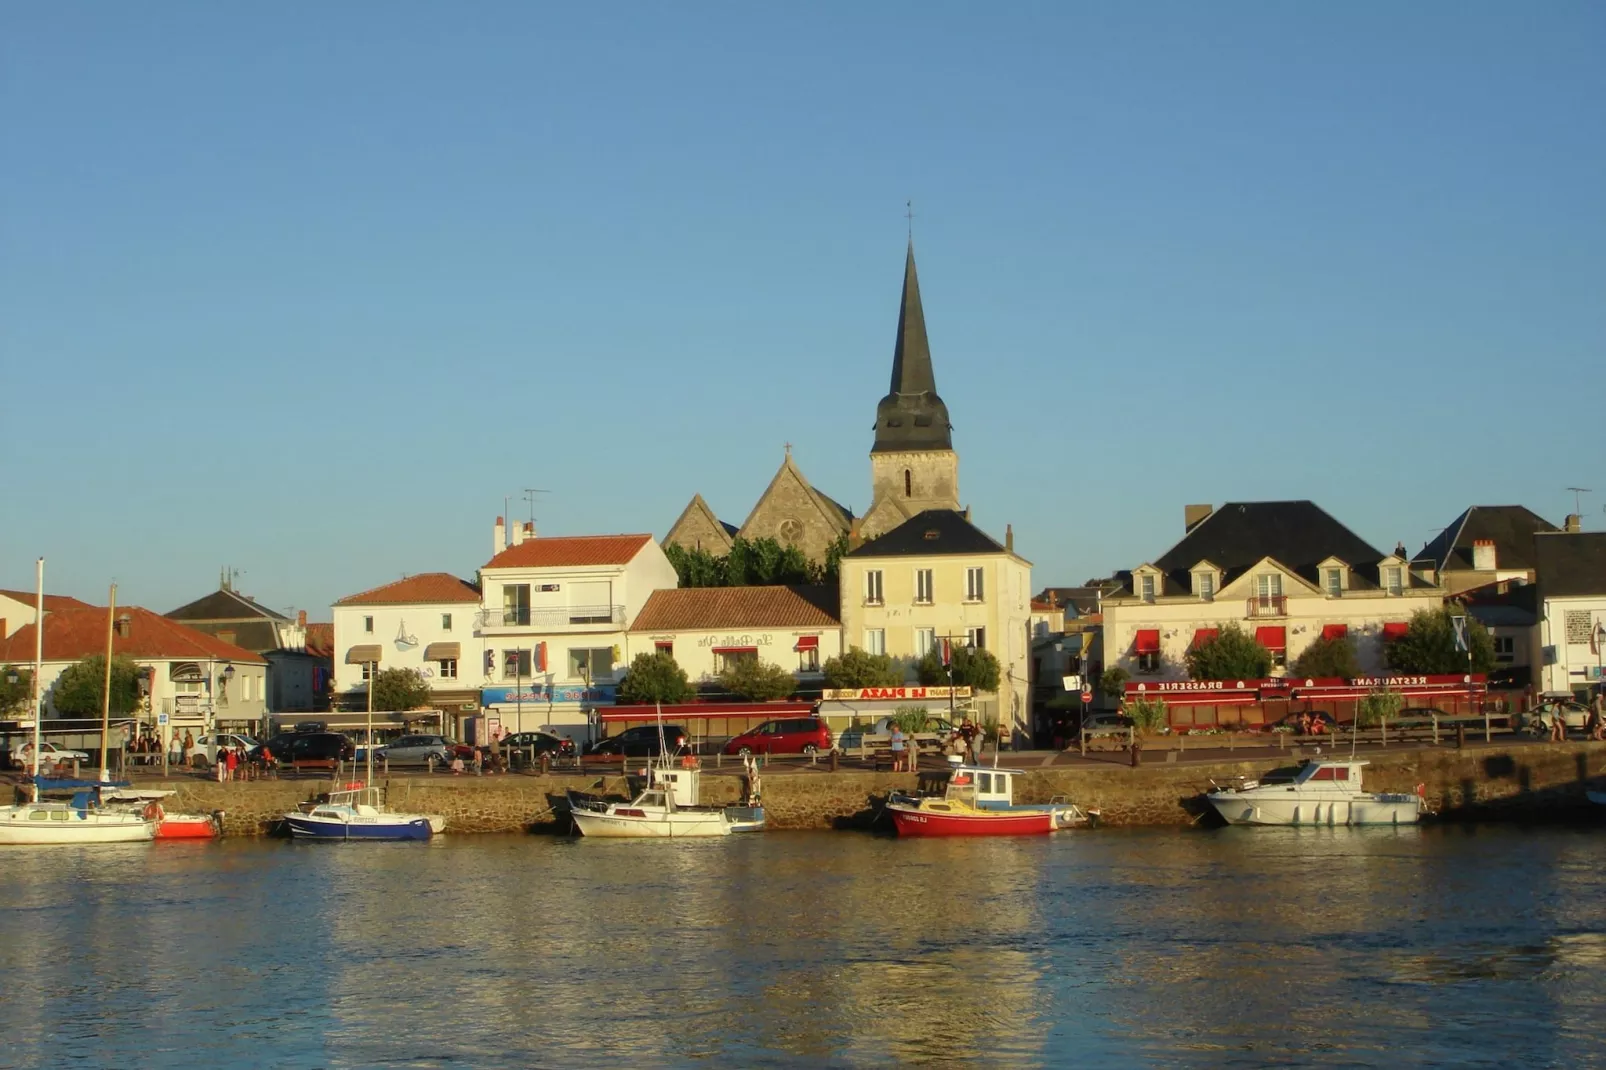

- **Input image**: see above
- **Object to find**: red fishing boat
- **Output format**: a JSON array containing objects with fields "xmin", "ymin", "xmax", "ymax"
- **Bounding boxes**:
[
  {"xmin": 886, "ymin": 765, "xmax": 1093, "ymax": 837},
  {"xmin": 103, "ymin": 790, "xmax": 224, "ymax": 840}
]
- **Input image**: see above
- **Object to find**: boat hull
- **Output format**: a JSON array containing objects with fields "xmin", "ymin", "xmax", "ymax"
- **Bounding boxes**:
[
  {"xmin": 570, "ymin": 808, "xmax": 731, "ymax": 838},
  {"xmin": 1206, "ymin": 792, "xmax": 1422, "ymax": 826},
  {"xmin": 283, "ymin": 815, "xmax": 435, "ymax": 841},
  {"xmin": 156, "ymin": 814, "xmax": 222, "ymax": 840},
  {"xmin": 0, "ymin": 813, "xmax": 156, "ymax": 846},
  {"xmin": 888, "ymin": 803, "xmax": 1055, "ymax": 837}
]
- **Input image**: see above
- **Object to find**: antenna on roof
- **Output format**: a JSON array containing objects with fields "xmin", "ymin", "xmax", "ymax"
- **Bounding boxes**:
[
  {"xmin": 1567, "ymin": 487, "xmax": 1593, "ymax": 516},
  {"xmin": 523, "ymin": 488, "xmax": 550, "ymax": 527}
]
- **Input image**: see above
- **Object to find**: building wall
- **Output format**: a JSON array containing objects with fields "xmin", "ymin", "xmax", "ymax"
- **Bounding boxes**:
[
  {"xmin": 839, "ymin": 551, "xmax": 1032, "ymax": 741},
  {"xmin": 0, "ymin": 594, "xmax": 39, "ymax": 640},
  {"xmin": 331, "ymin": 602, "xmax": 483, "ymax": 698},
  {"xmin": 664, "ymin": 508, "xmax": 733, "ymax": 556},
  {"xmin": 28, "ymin": 657, "xmax": 267, "ymax": 733},
  {"xmin": 737, "ymin": 466, "xmax": 851, "ymax": 564},
  {"xmin": 861, "ymin": 449, "xmax": 960, "ymax": 540},
  {"xmin": 1537, "ymin": 596, "xmax": 1606, "ymax": 697},
  {"xmin": 1101, "ymin": 567, "xmax": 1437, "ymax": 682},
  {"xmin": 624, "ymin": 625, "xmax": 843, "ymax": 684}
]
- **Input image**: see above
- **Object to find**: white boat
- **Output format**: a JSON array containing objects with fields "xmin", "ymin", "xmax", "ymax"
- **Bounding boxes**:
[
  {"xmin": 887, "ymin": 764, "xmax": 1093, "ymax": 837},
  {"xmin": 568, "ymin": 760, "xmax": 765, "ymax": 839},
  {"xmin": 0, "ymin": 782, "xmax": 156, "ymax": 846},
  {"xmin": 1205, "ymin": 759, "xmax": 1423, "ymax": 826},
  {"xmin": 102, "ymin": 789, "xmax": 224, "ymax": 840},
  {"xmin": 281, "ymin": 786, "xmax": 445, "ymax": 841}
]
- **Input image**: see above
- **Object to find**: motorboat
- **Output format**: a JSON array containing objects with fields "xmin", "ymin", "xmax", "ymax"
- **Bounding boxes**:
[
  {"xmin": 1205, "ymin": 759, "xmax": 1423, "ymax": 826},
  {"xmin": 568, "ymin": 759, "xmax": 766, "ymax": 839},
  {"xmin": 281, "ymin": 786, "xmax": 445, "ymax": 842},
  {"xmin": 0, "ymin": 779, "xmax": 157, "ymax": 846},
  {"xmin": 886, "ymin": 765, "xmax": 1093, "ymax": 837},
  {"xmin": 101, "ymin": 789, "xmax": 224, "ymax": 840}
]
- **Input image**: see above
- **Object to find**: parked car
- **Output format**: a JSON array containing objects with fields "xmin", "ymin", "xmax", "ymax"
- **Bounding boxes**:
[
  {"xmin": 1526, "ymin": 700, "xmax": 1591, "ymax": 737},
  {"xmin": 16, "ymin": 741, "xmax": 91, "ymax": 765},
  {"xmin": 191, "ymin": 733, "xmax": 260, "ymax": 768},
  {"xmin": 260, "ymin": 732, "xmax": 354, "ymax": 765},
  {"xmin": 724, "ymin": 717, "xmax": 832, "ymax": 756},
  {"xmin": 1079, "ymin": 711, "xmax": 1133, "ymax": 734},
  {"xmin": 835, "ymin": 717, "xmax": 957, "ymax": 754},
  {"xmin": 499, "ymin": 731, "xmax": 576, "ymax": 758},
  {"xmin": 373, "ymin": 734, "xmax": 454, "ymax": 765},
  {"xmin": 587, "ymin": 725, "xmax": 689, "ymax": 757}
]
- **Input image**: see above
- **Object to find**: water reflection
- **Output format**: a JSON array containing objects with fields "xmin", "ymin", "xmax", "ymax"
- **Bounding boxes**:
[{"xmin": 2, "ymin": 826, "xmax": 1605, "ymax": 1068}]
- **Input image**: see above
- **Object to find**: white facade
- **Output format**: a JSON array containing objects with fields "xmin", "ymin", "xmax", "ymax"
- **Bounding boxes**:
[
  {"xmin": 1536, "ymin": 596, "xmax": 1606, "ymax": 697},
  {"xmin": 331, "ymin": 599, "xmax": 482, "ymax": 700},
  {"xmin": 28, "ymin": 656, "xmax": 269, "ymax": 733},
  {"xmin": 624, "ymin": 626, "xmax": 842, "ymax": 685}
]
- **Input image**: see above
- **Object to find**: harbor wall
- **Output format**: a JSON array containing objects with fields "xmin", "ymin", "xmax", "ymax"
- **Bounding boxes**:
[{"xmin": 131, "ymin": 741, "xmax": 1606, "ymax": 836}]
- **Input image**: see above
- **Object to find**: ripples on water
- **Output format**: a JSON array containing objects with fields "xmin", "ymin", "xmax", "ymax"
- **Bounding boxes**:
[{"xmin": 2, "ymin": 826, "xmax": 1605, "ymax": 1068}]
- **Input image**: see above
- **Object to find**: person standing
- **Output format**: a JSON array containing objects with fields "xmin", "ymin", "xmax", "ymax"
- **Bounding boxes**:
[
  {"xmin": 889, "ymin": 724, "xmax": 907, "ymax": 773},
  {"xmin": 1551, "ymin": 705, "xmax": 1567, "ymax": 743},
  {"xmin": 182, "ymin": 730, "xmax": 195, "ymax": 767},
  {"xmin": 1591, "ymin": 690, "xmax": 1606, "ymax": 742}
]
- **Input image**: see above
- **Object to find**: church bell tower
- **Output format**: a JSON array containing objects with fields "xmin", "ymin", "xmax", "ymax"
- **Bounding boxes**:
[{"xmin": 860, "ymin": 240, "xmax": 960, "ymax": 540}]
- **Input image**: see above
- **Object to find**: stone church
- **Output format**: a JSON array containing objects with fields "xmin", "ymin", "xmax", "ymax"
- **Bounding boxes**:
[{"xmin": 665, "ymin": 240, "xmax": 961, "ymax": 562}]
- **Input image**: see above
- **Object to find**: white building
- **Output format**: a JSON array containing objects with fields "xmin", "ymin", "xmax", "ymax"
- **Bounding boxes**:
[
  {"xmin": 476, "ymin": 520, "xmax": 679, "ymax": 743},
  {"xmin": 625, "ymin": 585, "xmax": 842, "ymax": 685},
  {"xmin": 1534, "ymin": 531, "xmax": 1606, "ymax": 700},
  {"xmin": 0, "ymin": 606, "xmax": 267, "ymax": 741},
  {"xmin": 331, "ymin": 572, "xmax": 485, "ymax": 733},
  {"xmin": 0, "ymin": 587, "xmax": 93, "ymax": 639}
]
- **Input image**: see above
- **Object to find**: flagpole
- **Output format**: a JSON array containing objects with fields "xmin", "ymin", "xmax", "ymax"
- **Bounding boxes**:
[
  {"xmin": 30, "ymin": 558, "xmax": 44, "ymax": 792},
  {"xmin": 99, "ymin": 583, "xmax": 117, "ymax": 782}
]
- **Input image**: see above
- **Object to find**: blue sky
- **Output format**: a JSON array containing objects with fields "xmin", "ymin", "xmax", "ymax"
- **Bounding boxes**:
[{"xmin": 3, "ymin": 2, "xmax": 1602, "ymax": 617}]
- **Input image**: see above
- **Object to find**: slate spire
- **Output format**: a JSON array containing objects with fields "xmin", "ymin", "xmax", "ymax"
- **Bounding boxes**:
[{"xmin": 873, "ymin": 240, "xmax": 952, "ymax": 453}]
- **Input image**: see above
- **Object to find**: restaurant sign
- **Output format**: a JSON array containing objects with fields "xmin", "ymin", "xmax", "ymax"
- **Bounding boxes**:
[
  {"xmin": 480, "ymin": 684, "xmax": 617, "ymax": 705},
  {"xmin": 822, "ymin": 686, "xmax": 972, "ymax": 701}
]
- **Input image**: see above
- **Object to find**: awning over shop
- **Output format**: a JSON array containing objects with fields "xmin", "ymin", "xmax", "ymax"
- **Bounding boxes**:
[
  {"xmin": 793, "ymin": 636, "xmax": 819, "ymax": 652},
  {"xmin": 345, "ymin": 645, "xmax": 382, "ymax": 665},
  {"xmin": 1321, "ymin": 624, "xmax": 1349, "ymax": 641},
  {"xmin": 1382, "ymin": 622, "xmax": 1409, "ymax": 640},
  {"xmin": 1190, "ymin": 628, "xmax": 1219, "ymax": 649},
  {"xmin": 1255, "ymin": 626, "xmax": 1286, "ymax": 651},
  {"xmin": 1134, "ymin": 629, "xmax": 1161, "ymax": 654},
  {"xmin": 601, "ymin": 702, "xmax": 814, "ymax": 724},
  {"xmin": 169, "ymin": 661, "xmax": 204, "ymax": 682},
  {"xmin": 422, "ymin": 642, "xmax": 460, "ymax": 661}
]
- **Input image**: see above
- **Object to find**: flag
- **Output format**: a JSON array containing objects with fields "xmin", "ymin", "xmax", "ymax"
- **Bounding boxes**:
[
  {"xmin": 940, "ymin": 638, "xmax": 952, "ymax": 667},
  {"xmin": 1451, "ymin": 615, "xmax": 1469, "ymax": 653}
]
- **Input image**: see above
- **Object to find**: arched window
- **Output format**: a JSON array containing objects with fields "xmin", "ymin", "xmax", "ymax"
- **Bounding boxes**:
[{"xmin": 904, "ymin": 469, "xmax": 912, "ymax": 497}]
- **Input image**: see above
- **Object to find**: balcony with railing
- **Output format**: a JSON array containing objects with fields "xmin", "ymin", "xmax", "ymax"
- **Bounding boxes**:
[
  {"xmin": 1245, "ymin": 595, "xmax": 1288, "ymax": 618},
  {"xmin": 477, "ymin": 605, "xmax": 626, "ymax": 631}
]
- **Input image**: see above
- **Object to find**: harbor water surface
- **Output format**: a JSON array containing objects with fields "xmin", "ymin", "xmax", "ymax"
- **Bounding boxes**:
[{"xmin": 2, "ymin": 826, "xmax": 1604, "ymax": 1068}]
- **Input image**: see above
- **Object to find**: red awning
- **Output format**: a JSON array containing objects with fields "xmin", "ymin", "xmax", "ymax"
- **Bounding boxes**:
[
  {"xmin": 1382, "ymin": 622, "xmax": 1409, "ymax": 640},
  {"xmin": 1255, "ymin": 626, "xmax": 1287, "ymax": 651},
  {"xmin": 793, "ymin": 636, "xmax": 819, "ymax": 652},
  {"xmin": 1321, "ymin": 624, "xmax": 1349, "ymax": 641},
  {"xmin": 1190, "ymin": 628, "xmax": 1219, "ymax": 649},
  {"xmin": 1134, "ymin": 629, "xmax": 1161, "ymax": 654}
]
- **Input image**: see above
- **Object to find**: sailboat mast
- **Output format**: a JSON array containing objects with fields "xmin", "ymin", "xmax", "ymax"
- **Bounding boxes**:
[
  {"xmin": 366, "ymin": 658, "xmax": 375, "ymax": 785},
  {"xmin": 31, "ymin": 558, "xmax": 43, "ymax": 784},
  {"xmin": 99, "ymin": 583, "xmax": 117, "ymax": 782}
]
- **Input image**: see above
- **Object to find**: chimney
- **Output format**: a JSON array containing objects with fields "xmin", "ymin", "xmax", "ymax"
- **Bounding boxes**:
[
  {"xmin": 524, "ymin": 521, "xmax": 536, "ymax": 540},
  {"xmin": 1184, "ymin": 504, "xmax": 1213, "ymax": 534},
  {"xmin": 115, "ymin": 615, "xmax": 132, "ymax": 638},
  {"xmin": 848, "ymin": 517, "xmax": 863, "ymax": 550},
  {"xmin": 297, "ymin": 609, "xmax": 307, "ymax": 627},
  {"xmin": 1005, "ymin": 524, "xmax": 1014, "ymax": 552},
  {"xmin": 1393, "ymin": 541, "xmax": 1407, "ymax": 558},
  {"xmin": 493, "ymin": 516, "xmax": 506, "ymax": 554},
  {"xmin": 1472, "ymin": 538, "xmax": 1496, "ymax": 571},
  {"xmin": 511, "ymin": 522, "xmax": 527, "ymax": 547},
  {"xmin": 1565, "ymin": 513, "xmax": 1582, "ymax": 533}
]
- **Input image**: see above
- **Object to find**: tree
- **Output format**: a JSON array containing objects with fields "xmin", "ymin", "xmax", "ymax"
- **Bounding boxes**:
[
  {"xmin": 371, "ymin": 667, "xmax": 431, "ymax": 711},
  {"xmin": 1291, "ymin": 635, "xmax": 1359, "ymax": 679},
  {"xmin": 0, "ymin": 666, "xmax": 34, "ymax": 717},
  {"xmin": 914, "ymin": 645, "xmax": 1002, "ymax": 692},
  {"xmin": 663, "ymin": 536, "xmax": 821, "ymax": 588},
  {"xmin": 1357, "ymin": 686, "xmax": 1403, "ymax": 728},
  {"xmin": 664, "ymin": 543, "xmax": 726, "ymax": 587},
  {"xmin": 822, "ymin": 647, "xmax": 902, "ymax": 688},
  {"xmin": 1099, "ymin": 666, "xmax": 1130, "ymax": 702},
  {"xmin": 819, "ymin": 534, "xmax": 850, "ymax": 584},
  {"xmin": 1386, "ymin": 606, "xmax": 1496, "ymax": 674},
  {"xmin": 51, "ymin": 655, "xmax": 142, "ymax": 718},
  {"xmin": 616, "ymin": 651, "xmax": 695, "ymax": 705},
  {"xmin": 1184, "ymin": 623, "xmax": 1272, "ymax": 681},
  {"xmin": 888, "ymin": 704, "xmax": 932, "ymax": 734},
  {"xmin": 1127, "ymin": 696, "xmax": 1170, "ymax": 735},
  {"xmin": 717, "ymin": 658, "xmax": 796, "ymax": 701}
]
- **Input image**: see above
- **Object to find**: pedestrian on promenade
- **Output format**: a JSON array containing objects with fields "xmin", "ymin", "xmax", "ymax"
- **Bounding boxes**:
[
  {"xmin": 1551, "ymin": 706, "xmax": 1566, "ymax": 743},
  {"xmin": 889, "ymin": 725, "xmax": 907, "ymax": 773},
  {"xmin": 182, "ymin": 731, "xmax": 195, "ymax": 767},
  {"xmin": 168, "ymin": 734, "xmax": 180, "ymax": 767},
  {"xmin": 1590, "ymin": 691, "xmax": 1605, "ymax": 741},
  {"xmin": 215, "ymin": 748, "xmax": 226, "ymax": 782}
]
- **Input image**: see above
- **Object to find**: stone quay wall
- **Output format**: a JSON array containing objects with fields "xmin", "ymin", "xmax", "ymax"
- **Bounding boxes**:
[{"xmin": 134, "ymin": 740, "xmax": 1606, "ymax": 836}]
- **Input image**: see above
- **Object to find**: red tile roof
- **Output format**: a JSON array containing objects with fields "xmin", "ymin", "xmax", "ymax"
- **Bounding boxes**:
[
  {"xmin": 303, "ymin": 623, "xmax": 334, "ymax": 659},
  {"xmin": 0, "ymin": 589, "xmax": 94, "ymax": 611},
  {"xmin": 631, "ymin": 586, "xmax": 841, "ymax": 633},
  {"xmin": 334, "ymin": 573, "xmax": 482, "ymax": 606},
  {"xmin": 0, "ymin": 606, "xmax": 266, "ymax": 665},
  {"xmin": 485, "ymin": 534, "xmax": 655, "ymax": 570}
]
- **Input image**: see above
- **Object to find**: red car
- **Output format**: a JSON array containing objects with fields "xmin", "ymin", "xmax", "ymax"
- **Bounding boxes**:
[{"xmin": 723, "ymin": 716, "xmax": 832, "ymax": 756}]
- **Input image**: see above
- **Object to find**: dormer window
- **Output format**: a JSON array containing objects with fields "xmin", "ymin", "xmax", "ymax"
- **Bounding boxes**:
[
  {"xmin": 1140, "ymin": 575, "xmax": 1156, "ymax": 603},
  {"xmin": 1195, "ymin": 572, "xmax": 1215, "ymax": 602},
  {"xmin": 1325, "ymin": 568, "xmax": 1343, "ymax": 597},
  {"xmin": 1385, "ymin": 566, "xmax": 1403, "ymax": 596}
]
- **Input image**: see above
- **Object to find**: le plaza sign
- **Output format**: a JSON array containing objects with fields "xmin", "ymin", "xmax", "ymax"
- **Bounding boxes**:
[{"xmin": 822, "ymin": 686, "xmax": 973, "ymax": 701}]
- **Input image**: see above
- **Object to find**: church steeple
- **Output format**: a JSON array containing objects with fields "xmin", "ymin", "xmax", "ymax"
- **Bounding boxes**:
[{"xmin": 873, "ymin": 240, "xmax": 953, "ymax": 454}]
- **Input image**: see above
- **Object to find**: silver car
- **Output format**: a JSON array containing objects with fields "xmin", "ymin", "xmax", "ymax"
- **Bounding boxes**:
[{"xmin": 373, "ymin": 734, "xmax": 453, "ymax": 765}]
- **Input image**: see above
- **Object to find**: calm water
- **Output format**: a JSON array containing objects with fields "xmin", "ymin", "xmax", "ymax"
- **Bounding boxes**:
[{"xmin": 2, "ymin": 826, "xmax": 1605, "ymax": 1068}]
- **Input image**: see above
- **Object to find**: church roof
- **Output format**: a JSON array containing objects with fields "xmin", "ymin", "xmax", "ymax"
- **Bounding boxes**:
[
  {"xmin": 873, "ymin": 241, "xmax": 952, "ymax": 454},
  {"xmin": 847, "ymin": 509, "xmax": 1017, "ymax": 559}
]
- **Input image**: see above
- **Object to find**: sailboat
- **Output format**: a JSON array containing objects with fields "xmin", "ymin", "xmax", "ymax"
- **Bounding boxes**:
[
  {"xmin": 0, "ymin": 561, "xmax": 156, "ymax": 846},
  {"xmin": 279, "ymin": 656, "xmax": 443, "ymax": 841}
]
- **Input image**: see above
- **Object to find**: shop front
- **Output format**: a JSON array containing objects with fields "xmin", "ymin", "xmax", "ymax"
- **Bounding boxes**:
[
  {"xmin": 479, "ymin": 683, "xmax": 617, "ymax": 746},
  {"xmin": 1126, "ymin": 674, "xmax": 1490, "ymax": 732}
]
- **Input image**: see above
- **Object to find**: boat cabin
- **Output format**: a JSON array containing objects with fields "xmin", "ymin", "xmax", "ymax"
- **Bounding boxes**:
[
  {"xmin": 647, "ymin": 767, "xmax": 699, "ymax": 807},
  {"xmin": 946, "ymin": 766, "xmax": 1026, "ymax": 811}
]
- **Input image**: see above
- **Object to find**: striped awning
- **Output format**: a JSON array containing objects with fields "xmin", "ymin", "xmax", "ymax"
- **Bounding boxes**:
[
  {"xmin": 345, "ymin": 645, "xmax": 382, "ymax": 665},
  {"xmin": 423, "ymin": 642, "xmax": 460, "ymax": 661}
]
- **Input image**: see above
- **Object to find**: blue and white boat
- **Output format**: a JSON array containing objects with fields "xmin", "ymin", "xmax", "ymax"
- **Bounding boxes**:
[{"xmin": 282, "ymin": 786, "xmax": 444, "ymax": 842}]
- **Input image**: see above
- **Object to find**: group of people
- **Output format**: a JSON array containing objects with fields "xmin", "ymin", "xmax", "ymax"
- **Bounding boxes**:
[
  {"xmin": 1551, "ymin": 692, "xmax": 1606, "ymax": 742},
  {"xmin": 1293, "ymin": 712, "xmax": 1330, "ymax": 737},
  {"xmin": 886, "ymin": 718, "xmax": 985, "ymax": 772}
]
